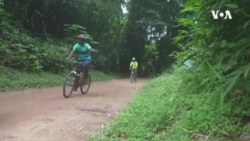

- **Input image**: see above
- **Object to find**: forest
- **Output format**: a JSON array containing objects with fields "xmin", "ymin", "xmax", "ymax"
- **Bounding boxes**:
[
  {"xmin": 1, "ymin": 0, "xmax": 250, "ymax": 140},
  {"xmin": 0, "ymin": 0, "xmax": 179, "ymax": 76}
]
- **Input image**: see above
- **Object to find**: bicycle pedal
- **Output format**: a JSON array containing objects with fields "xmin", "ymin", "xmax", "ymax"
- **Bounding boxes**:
[
  {"xmin": 70, "ymin": 71, "xmax": 79, "ymax": 76},
  {"xmin": 70, "ymin": 71, "xmax": 76, "ymax": 74}
]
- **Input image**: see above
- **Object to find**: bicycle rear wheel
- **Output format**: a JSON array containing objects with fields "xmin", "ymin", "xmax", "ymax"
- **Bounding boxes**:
[
  {"xmin": 133, "ymin": 74, "xmax": 137, "ymax": 82},
  {"xmin": 63, "ymin": 74, "xmax": 75, "ymax": 98},
  {"xmin": 80, "ymin": 74, "xmax": 91, "ymax": 94}
]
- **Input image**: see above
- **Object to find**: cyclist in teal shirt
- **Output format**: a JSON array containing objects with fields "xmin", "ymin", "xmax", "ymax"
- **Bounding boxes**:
[{"xmin": 66, "ymin": 34, "xmax": 98, "ymax": 91}]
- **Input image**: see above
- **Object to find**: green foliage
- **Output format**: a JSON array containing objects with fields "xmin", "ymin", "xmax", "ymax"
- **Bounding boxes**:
[
  {"xmin": 174, "ymin": 0, "xmax": 250, "ymax": 107},
  {"xmin": 64, "ymin": 24, "xmax": 98, "ymax": 44},
  {"xmin": 96, "ymin": 16, "xmax": 128, "ymax": 73},
  {"xmin": 0, "ymin": 0, "xmax": 3, "ymax": 13},
  {"xmin": 171, "ymin": 0, "xmax": 250, "ymax": 139},
  {"xmin": 64, "ymin": 24, "xmax": 87, "ymax": 37},
  {"xmin": 0, "ymin": 26, "xmax": 70, "ymax": 73},
  {"xmin": 141, "ymin": 43, "xmax": 159, "ymax": 76}
]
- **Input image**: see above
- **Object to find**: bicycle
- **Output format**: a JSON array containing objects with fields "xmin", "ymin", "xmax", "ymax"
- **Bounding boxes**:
[
  {"xmin": 130, "ymin": 69, "xmax": 137, "ymax": 83},
  {"xmin": 63, "ymin": 60, "xmax": 91, "ymax": 98}
]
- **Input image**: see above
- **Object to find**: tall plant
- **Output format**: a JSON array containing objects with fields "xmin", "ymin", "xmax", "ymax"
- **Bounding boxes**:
[{"xmin": 173, "ymin": 0, "xmax": 250, "ymax": 136}]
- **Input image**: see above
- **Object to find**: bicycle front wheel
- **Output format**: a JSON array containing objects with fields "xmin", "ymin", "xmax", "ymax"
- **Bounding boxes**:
[
  {"xmin": 130, "ymin": 73, "xmax": 135, "ymax": 83},
  {"xmin": 80, "ymin": 74, "xmax": 91, "ymax": 94},
  {"xmin": 63, "ymin": 74, "xmax": 75, "ymax": 98}
]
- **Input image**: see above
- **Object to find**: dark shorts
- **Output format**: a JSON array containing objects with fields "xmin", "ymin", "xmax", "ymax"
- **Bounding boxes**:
[{"xmin": 75, "ymin": 59, "xmax": 91, "ymax": 73}]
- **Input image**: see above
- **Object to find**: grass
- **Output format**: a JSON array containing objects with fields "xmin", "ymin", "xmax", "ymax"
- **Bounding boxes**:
[
  {"xmin": 89, "ymin": 70, "xmax": 247, "ymax": 141},
  {"xmin": 90, "ymin": 73, "xmax": 183, "ymax": 141},
  {"xmin": 0, "ymin": 66, "xmax": 119, "ymax": 92},
  {"xmin": 90, "ymin": 71, "xmax": 120, "ymax": 81}
]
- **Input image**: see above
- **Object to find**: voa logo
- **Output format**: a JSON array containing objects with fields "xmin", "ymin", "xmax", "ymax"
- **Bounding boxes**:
[{"xmin": 211, "ymin": 10, "xmax": 232, "ymax": 20}]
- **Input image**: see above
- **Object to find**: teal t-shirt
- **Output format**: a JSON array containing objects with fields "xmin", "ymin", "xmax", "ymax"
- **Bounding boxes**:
[{"xmin": 73, "ymin": 43, "xmax": 92, "ymax": 60}]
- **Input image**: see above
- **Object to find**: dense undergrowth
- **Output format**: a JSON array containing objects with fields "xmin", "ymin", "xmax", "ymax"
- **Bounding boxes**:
[
  {"xmin": 90, "ymin": 69, "xmax": 250, "ymax": 141},
  {"xmin": 0, "ymin": 66, "xmax": 118, "ymax": 92},
  {"xmin": 0, "ymin": 20, "xmax": 73, "ymax": 73}
]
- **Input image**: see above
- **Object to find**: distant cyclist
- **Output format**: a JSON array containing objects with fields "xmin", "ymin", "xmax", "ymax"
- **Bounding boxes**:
[
  {"xmin": 129, "ymin": 57, "xmax": 138, "ymax": 77},
  {"xmin": 66, "ymin": 34, "xmax": 98, "ymax": 91}
]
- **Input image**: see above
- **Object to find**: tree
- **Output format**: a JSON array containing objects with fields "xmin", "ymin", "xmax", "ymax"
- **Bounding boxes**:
[{"xmin": 121, "ymin": 0, "xmax": 182, "ymax": 75}]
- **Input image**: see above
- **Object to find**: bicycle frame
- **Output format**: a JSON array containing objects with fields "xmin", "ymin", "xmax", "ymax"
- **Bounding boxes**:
[{"xmin": 63, "ymin": 60, "xmax": 91, "ymax": 98}]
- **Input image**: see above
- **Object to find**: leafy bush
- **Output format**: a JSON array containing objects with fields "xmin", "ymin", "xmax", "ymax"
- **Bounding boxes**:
[
  {"xmin": 171, "ymin": 0, "xmax": 250, "ymax": 139},
  {"xmin": 173, "ymin": 0, "xmax": 250, "ymax": 98},
  {"xmin": 0, "ymin": 19, "xmax": 71, "ymax": 73}
]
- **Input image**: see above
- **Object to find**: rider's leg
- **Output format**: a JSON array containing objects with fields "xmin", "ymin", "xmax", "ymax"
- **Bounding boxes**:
[
  {"xmin": 79, "ymin": 59, "xmax": 91, "ymax": 85},
  {"xmin": 73, "ymin": 63, "xmax": 81, "ymax": 91},
  {"xmin": 135, "ymin": 69, "xmax": 137, "ymax": 82},
  {"xmin": 130, "ymin": 69, "xmax": 134, "ymax": 83},
  {"xmin": 81, "ymin": 68, "xmax": 88, "ymax": 84}
]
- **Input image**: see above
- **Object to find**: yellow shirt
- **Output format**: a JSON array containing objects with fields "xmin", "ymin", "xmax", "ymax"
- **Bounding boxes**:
[{"xmin": 130, "ymin": 61, "xmax": 138, "ymax": 69}]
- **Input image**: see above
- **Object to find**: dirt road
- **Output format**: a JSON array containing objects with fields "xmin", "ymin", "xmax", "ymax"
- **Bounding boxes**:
[{"xmin": 0, "ymin": 79, "xmax": 147, "ymax": 141}]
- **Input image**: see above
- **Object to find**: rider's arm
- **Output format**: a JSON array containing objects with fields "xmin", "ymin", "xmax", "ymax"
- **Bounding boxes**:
[
  {"xmin": 90, "ymin": 48, "xmax": 99, "ymax": 53},
  {"xmin": 67, "ymin": 44, "xmax": 78, "ymax": 60},
  {"xmin": 85, "ymin": 43, "xmax": 98, "ymax": 54},
  {"xmin": 66, "ymin": 50, "xmax": 75, "ymax": 60}
]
